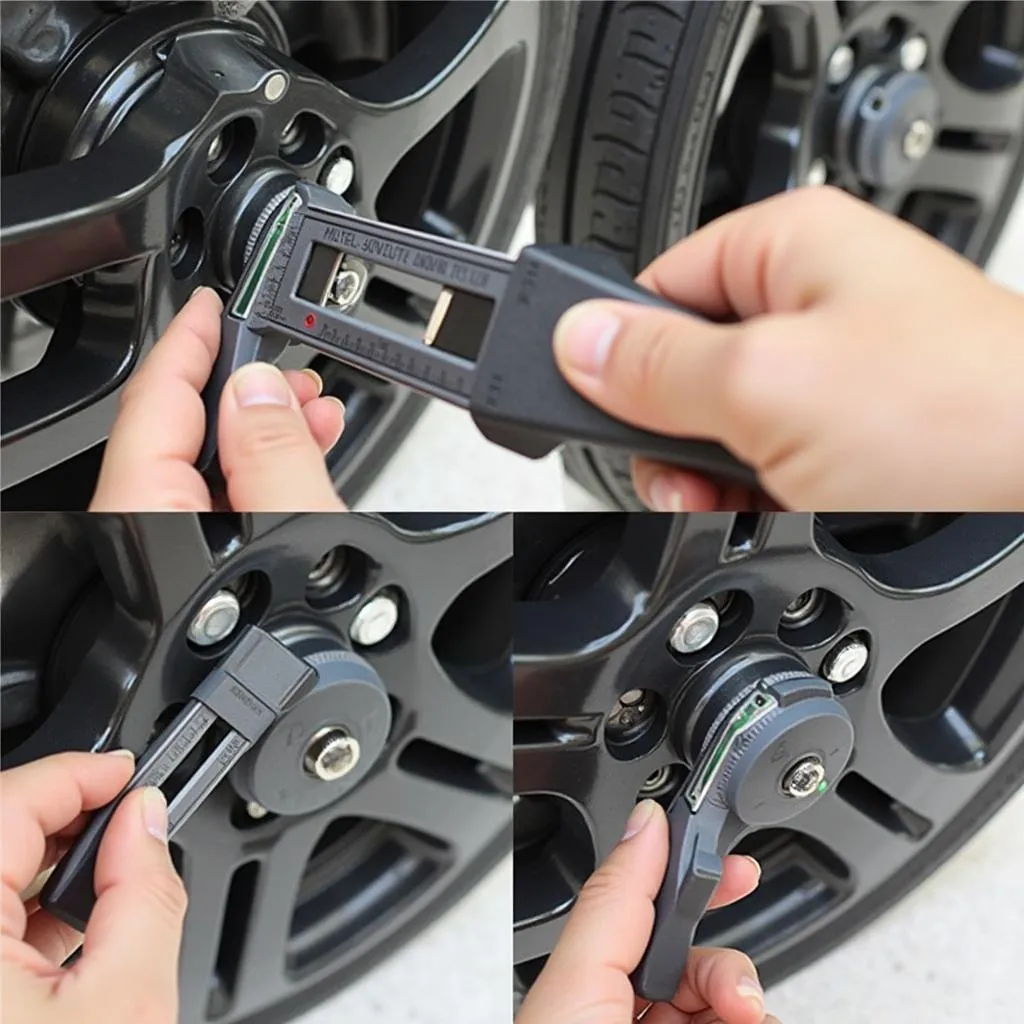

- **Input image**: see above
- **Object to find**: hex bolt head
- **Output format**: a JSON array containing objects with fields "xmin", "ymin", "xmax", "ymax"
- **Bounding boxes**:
[
  {"xmin": 805, "ymin": 158, "xmax": 829, "ymax": 187},
  {"xmin": 331, "ymin": 264, "xmax": 368, "ymax": 311},
  {"xmin": 351, "ymin": 592, "xmax": 399, "ymax": 647},
  {"xmin": 902, "ymin": 117, "xmax": 935, "ymax": 160},
  {"xmin": 187, "ymin": 589, "xmax": 241, "ymax": 646},
  {"xmin": 619, "ymin": 688, "xmax": 646, "ymax": 706},
  {"xmin": 303, "ymin": 727, "xmax": 361, "ymax": 781},
  {"xmin": 782, "ymin": 756, "xmax": 827, "ymax": 798},
  {"xmin": 822, "ymin": 635, "xmax": 870, "ymax": 684},
  {"xmin": 669, "ymin": 601, "xmax": 721, "ymax": 654},
  {"xmin": 263, "ymin": 71, "xmax": 288, "ymax": 102},
  {"xmin": 322, "ymin": 154, "xmax": 356, "ymax": 196},
  {"xmin": 826, "ymin": 43, "xmax": 855, "ymax": 85},
  {"xmin": 899, "ymin": 34, "xmax": 928, "ymax": 73},
  {"xmin": 245, "ymin": 801, "xmax": 269, "ymax": 820}
]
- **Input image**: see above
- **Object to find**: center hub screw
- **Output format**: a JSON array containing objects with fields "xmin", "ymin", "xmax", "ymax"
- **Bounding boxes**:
[
  {"xmin": 902, "ymin": 117, "xmax": 935, "ymax": 160},
  {"xmin": 827, "ymin": 43, "xmax": 855, "ymax": 86},
  {"xmin": 669, "ymin": 601, "xmax": 721, "ymax": 654},
  {"xmin": 303, "ymin": 726, "xmax": 361, "ymax": 781},
  {"xmin": 351, "ymin": 591, "xmax": 400, "ymax": 647},
  {"xmin": 187, "ymin": 589, "xmax": 241, "ymax": 646},
  {"xmin": 899, "ymin": 34, "xmax": 928, "ymax": 73},
  {"xmin": 822, "ymin": 634, "xmax": 870, "ymax": 684},
  {"xmin": 781, "ymin": 755, "xmax": 827, "ymax": 798}
]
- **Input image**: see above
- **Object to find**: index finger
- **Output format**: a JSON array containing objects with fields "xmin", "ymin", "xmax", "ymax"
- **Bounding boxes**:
[
  {"xmin": 0, "ymin": 753, "xmax": 134, "ymax": 895},
  {"xmin": 636, "ymin": 186, "xmax": 884, "ymax": 320}
]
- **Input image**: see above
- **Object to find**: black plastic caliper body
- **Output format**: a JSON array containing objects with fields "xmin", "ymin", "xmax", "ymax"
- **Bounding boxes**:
[
  {"xmin": 41, "ymin": 626, "xmax": 317, "ymax": 931},
  {"xmin": 633, "ymin": 655, "xmax": 856, "ymax": 1002},
  {"xmin": 197, "ymin": 181, "xmax": 755, "ymax": 487}
]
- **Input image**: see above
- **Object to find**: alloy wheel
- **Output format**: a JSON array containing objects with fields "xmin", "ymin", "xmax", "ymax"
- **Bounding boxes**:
[
  {"xmin": 513, "ymin": 513, "xmax": 1024, "ymax": 986},
  {"xmin": 0, "ymin": 0, "xmax": 574, "ymax": 506},
  {"xmin": 1, "ymin": 511, "xmax": 512, "ymax": 1024}
]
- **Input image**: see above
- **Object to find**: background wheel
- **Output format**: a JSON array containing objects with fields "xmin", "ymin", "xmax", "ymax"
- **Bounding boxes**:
[
  {"xmin": 513, "ymin": 512, "xmax": 1024, "ymax": 990},
  {"xmin": 0, "ymin": 0, "xmax": 575, "ymax": 509},
  {"xmin": 1, "ymin": 511, "xmax": 512, "ymax": 1024},
  {"xmin": 538, "ymin": 0, "xmax": 1024, "ymax": 510}
]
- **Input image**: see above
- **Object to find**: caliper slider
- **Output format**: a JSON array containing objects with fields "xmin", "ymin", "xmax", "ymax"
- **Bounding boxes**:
[{"xmin": 41, "ymin": 626, "xmax": 317, "ymax": 931}]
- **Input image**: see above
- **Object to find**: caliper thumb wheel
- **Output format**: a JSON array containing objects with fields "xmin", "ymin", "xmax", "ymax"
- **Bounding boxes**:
[{"xmin": 633, "ymin": 654, "xmax": 855, "ymax": 1002}]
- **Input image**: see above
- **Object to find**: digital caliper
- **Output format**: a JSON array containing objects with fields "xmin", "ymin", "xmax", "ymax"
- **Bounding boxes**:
[{"xmin": 197, "ymin": 181, "xmax": 756, "ymax": 486}]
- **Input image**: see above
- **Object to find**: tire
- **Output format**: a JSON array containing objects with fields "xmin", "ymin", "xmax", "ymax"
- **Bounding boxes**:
[{"xmin": 538, "ymin": 0, "xmax": 1024, "ymax": 510}]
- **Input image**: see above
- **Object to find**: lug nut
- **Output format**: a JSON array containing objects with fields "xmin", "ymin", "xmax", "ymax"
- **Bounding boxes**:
[
  {"xmin": 619, "ymin": 688, "xmax": 646, "ymax": 706},
  {"xmin": 805, "ymin": 158, "xmax": 829, "ymax": 187},
  {"xmin": 640, "ymin": 765, "xmax": 676, "ymax": 795},
  {"xmin": 782, "ymin": 755, "xmax": 827, "ymax": 798},
  {"xmin": 902, "ymin": 118, "xmax": 935, "ymax": 160},
  {"xmin": 351, "ymin": 591, "xmax": 399, "ymax": 647},
  {"xmin": 822, "ymin": 634, "xmax": 869, "ymax": 684},
  {"xmin": 781, "ymin": 589, "xmax": 825, "ymax": 628},
  {"xmin": 187, "ymin": 589, "xmax": 241, "ymax": 646},
  {"xmin": 303, "ymin": 726, "xmax": 361, "ymax": 781},
  {"xmin": 826, "ymin": 43, "xmax": 855, "ymax": 85},
  {"xmin": 263, "ymin": 71, "xmax": 288, "ymax": 102},
  {"xmin": 608, "ymin": 689, "xmax": 654, "ymax": 731},
  {"xmin": 669, "ymin": 601, "xmax": 720, "ymax": 654},
  {"xmin": 322, "ymin": 154, "xmax": 356, "ymax": 196},
  {"xmin": 899, "ymin": 34, "xmax": 928, "ymax": 72},
  {"xmin": 245, "ymin": 801, "xmax": 269, "ymax": 819},
  {"xmin": 330, "ymin": 260, "xmax": 369, "ymax": 311}
]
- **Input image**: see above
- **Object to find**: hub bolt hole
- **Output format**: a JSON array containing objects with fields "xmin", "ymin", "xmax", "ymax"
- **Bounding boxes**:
[
  {"xmin": 279, "ymin": 112, "xmax": 328, "ymax": 166},
  {"xmin": 306, "ymin": 546, "xmax": 368, "ymax": 610},
  {"xmin": 606, "ymin": 689, "xmax": 666, "ymax": 762},
  {"xmin": 778, "ymin": 588, "xmax": 846, "ymax": 649},
  {"xmin": 169, "ymin": 207, "xmax": 204, "ymax": 280},
  {"xmin": 207, "ymin": 117, "xmax": 256, "ymax": 185},
  {"xmin": 639, "ymin": 763, "xmax": 681, "ymax": 801}
]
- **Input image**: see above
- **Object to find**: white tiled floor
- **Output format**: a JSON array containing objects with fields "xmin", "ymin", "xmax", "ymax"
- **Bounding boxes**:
[{"xmin": 313, "ymin": 194, "xmax": 1024, "ymax": 1023}]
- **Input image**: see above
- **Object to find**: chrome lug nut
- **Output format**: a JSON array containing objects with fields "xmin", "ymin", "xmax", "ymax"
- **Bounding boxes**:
[
  {"xmin": 822, "ymin": 634, "xmax": 869, "ymax": 684},
  {"xmin": 187, "ymin": 589, "xmax": 241, "ymax": 646},
  {"xmin": 322, "ymin": 154, "xmax": 356, "ymax": 196},
  {"xmin": 902, "ymin": 118, "xmax": 935, "ymax": 160},
  {"xmin": 899, "ymin": 34, "xmax": 928, "ymax": 72},
  {"xmin": 263, "ymin": 71, "xmax": 288, "ymax": 102},
  {"xmin": 608, "ymin": 689, "xmax": 653, "ymax": 730},
  {"xmin": 351, "ymin": 591, "xmax": 399, "ymax": 647},
  {"xmin": 304, "ymin": 727, "xmax": 361, "ymax": 781},
  {"xmin": 669, "ymin": 601, "xmax": 720, "ymax": 654},
  {"xmin": 245, "ymin": 801, "xmax": 269, "ymax": 819},
  {"xmin": 805, "ymin": 158, "xmax": 829, "ymax": 187},
  {"xmin": 782, "ymin": 755, "xmax": 827, "ymax": 798},
  {"xmin": 826, "ymin": 43, "xmax": 855, "ymax": 85}
]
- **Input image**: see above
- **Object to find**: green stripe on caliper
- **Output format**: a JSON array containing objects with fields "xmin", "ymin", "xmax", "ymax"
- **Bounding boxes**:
[
  {"xmin": 685, "ymin": 686, "xmax": 779, "ymax": 812},
  {"xmin": 230, "ymin": 191, "xmax": 303, "ymax": 320}
]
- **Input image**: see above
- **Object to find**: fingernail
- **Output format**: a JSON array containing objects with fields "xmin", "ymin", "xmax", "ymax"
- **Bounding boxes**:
[
  {"xmin": 106, "ymin": 748, "xmax": 136, "ymax": 761},
  {"xmin": 553, "ymin": 303, "xmax": 620, "ymax": 377},
  {"xmin": 648, "ymin": 474, "xmax": 684, "ymax": 512},
  {"xmin": 301, "ymin": 368, "xmax": 324, "ymax": 395},
  {"xmin": 743, "ymin": 855, "xmax": 763, "ymax": 880},
  {"xmin": 737, "ymin": 977, "xmax": 764, "ymax": 1012},
  {"xmin": 324, "ymin": 395, "xmax": 346, "ymax": 417},
  {"xmin": 142, "ymin": 787, "xmax": 168, "ymax": 843},
  {"xmin": 191, "ymin": 285, "xmax": 208, "ymax": 298},
  {"xmin": 232, "ymin": 362, "xmax": 291, "ymax": 408},
  {"xmin": 623, "ymin": 799, "xmax": 657, "ymax": 840}
]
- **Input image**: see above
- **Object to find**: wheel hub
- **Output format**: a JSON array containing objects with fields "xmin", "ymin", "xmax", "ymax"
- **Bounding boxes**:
[
  {"xmin": 838, "ymin": 68, "xmax": 940, "ymax": 188},
  {"xmin": 231, "ymin": 631, "xmax": 392, "ymax": 816}
]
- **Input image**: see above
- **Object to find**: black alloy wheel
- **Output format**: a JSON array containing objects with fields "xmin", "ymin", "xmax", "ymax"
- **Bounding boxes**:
[
  {"xmin": 0, "ymin": 0, "xmax": 575, "ymax": 509},
  {"xmin": 539, "ymin": 0, "xmax": 1024, "ymax": 509},
  {"xmin": 1, "ymin": 511, "xmax": 513, "ymax": 1024},
  {"xmin": 513, "ymin": 513, "xmax": 1024, "ymax": 991}
]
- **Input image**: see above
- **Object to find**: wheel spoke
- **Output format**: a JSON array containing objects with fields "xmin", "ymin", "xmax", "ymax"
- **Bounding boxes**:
[
  {"xmin": 934, "ymin": 69, "xmax": 1024, "ymax": 135},
  {"xmin": 913, "ymin": 148, "xmax": 1017, "ymax": 208},
  {"xmin": 344, "ymin": 764, "xmax": 508, "ymax": 858},
  {"xmin": 340, "ymin": 1, "xmax": 535, "ymax": 211},
  {"xmin": 233, "ymin": 816, "xmax": 325, "ymax": 1014},
  {"xmin": 515, "ymin": 653, "xmax": 617, "ymax": 720},
  {"xmin": 762, "ymin": 1, "xmax": 843, "ymax": 78}
]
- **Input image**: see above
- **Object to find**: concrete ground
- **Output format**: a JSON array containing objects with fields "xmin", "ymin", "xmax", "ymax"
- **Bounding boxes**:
[{"xmin": 304, "ymin": 194, "xmax": 1024, "ymax": 1022}]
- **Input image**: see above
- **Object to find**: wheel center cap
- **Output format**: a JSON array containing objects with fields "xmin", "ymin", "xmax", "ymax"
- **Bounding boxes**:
[
  {"xmin": 231, "ymin": 634, "xmax": 392, "ymax": 815},
  {"xmin": 838, "ymin": 68, "xmax": 940, "ymax": 188}
]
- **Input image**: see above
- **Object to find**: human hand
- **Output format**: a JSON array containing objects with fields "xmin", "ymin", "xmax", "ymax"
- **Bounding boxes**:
[
  {"xmin": 1, "ymin": 752, "xmax": 185, "ymax": 1024},
  {"xmin": 518, "ymin": 799, "xmax": 776, "ymax": 1024},
  {"xmin": 90, "ymin": 287, "xmax": 346, "ymax": 511},
  {"xmin": 553, "ymin": 187, "xmax": 1024, "ymax": 511}
]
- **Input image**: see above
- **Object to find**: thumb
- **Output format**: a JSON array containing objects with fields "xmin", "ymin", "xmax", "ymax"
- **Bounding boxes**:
[
  {"xmin": 218, "ymin": 362, "xmax": 345, "ymax": 511},
  {"xmin": 76, "ymin": 788, "xmax": 184, "ymax": 1021},
  {"xmin": 518, "ymin": 799, "xmax": 669, "ymax": 1023}
]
